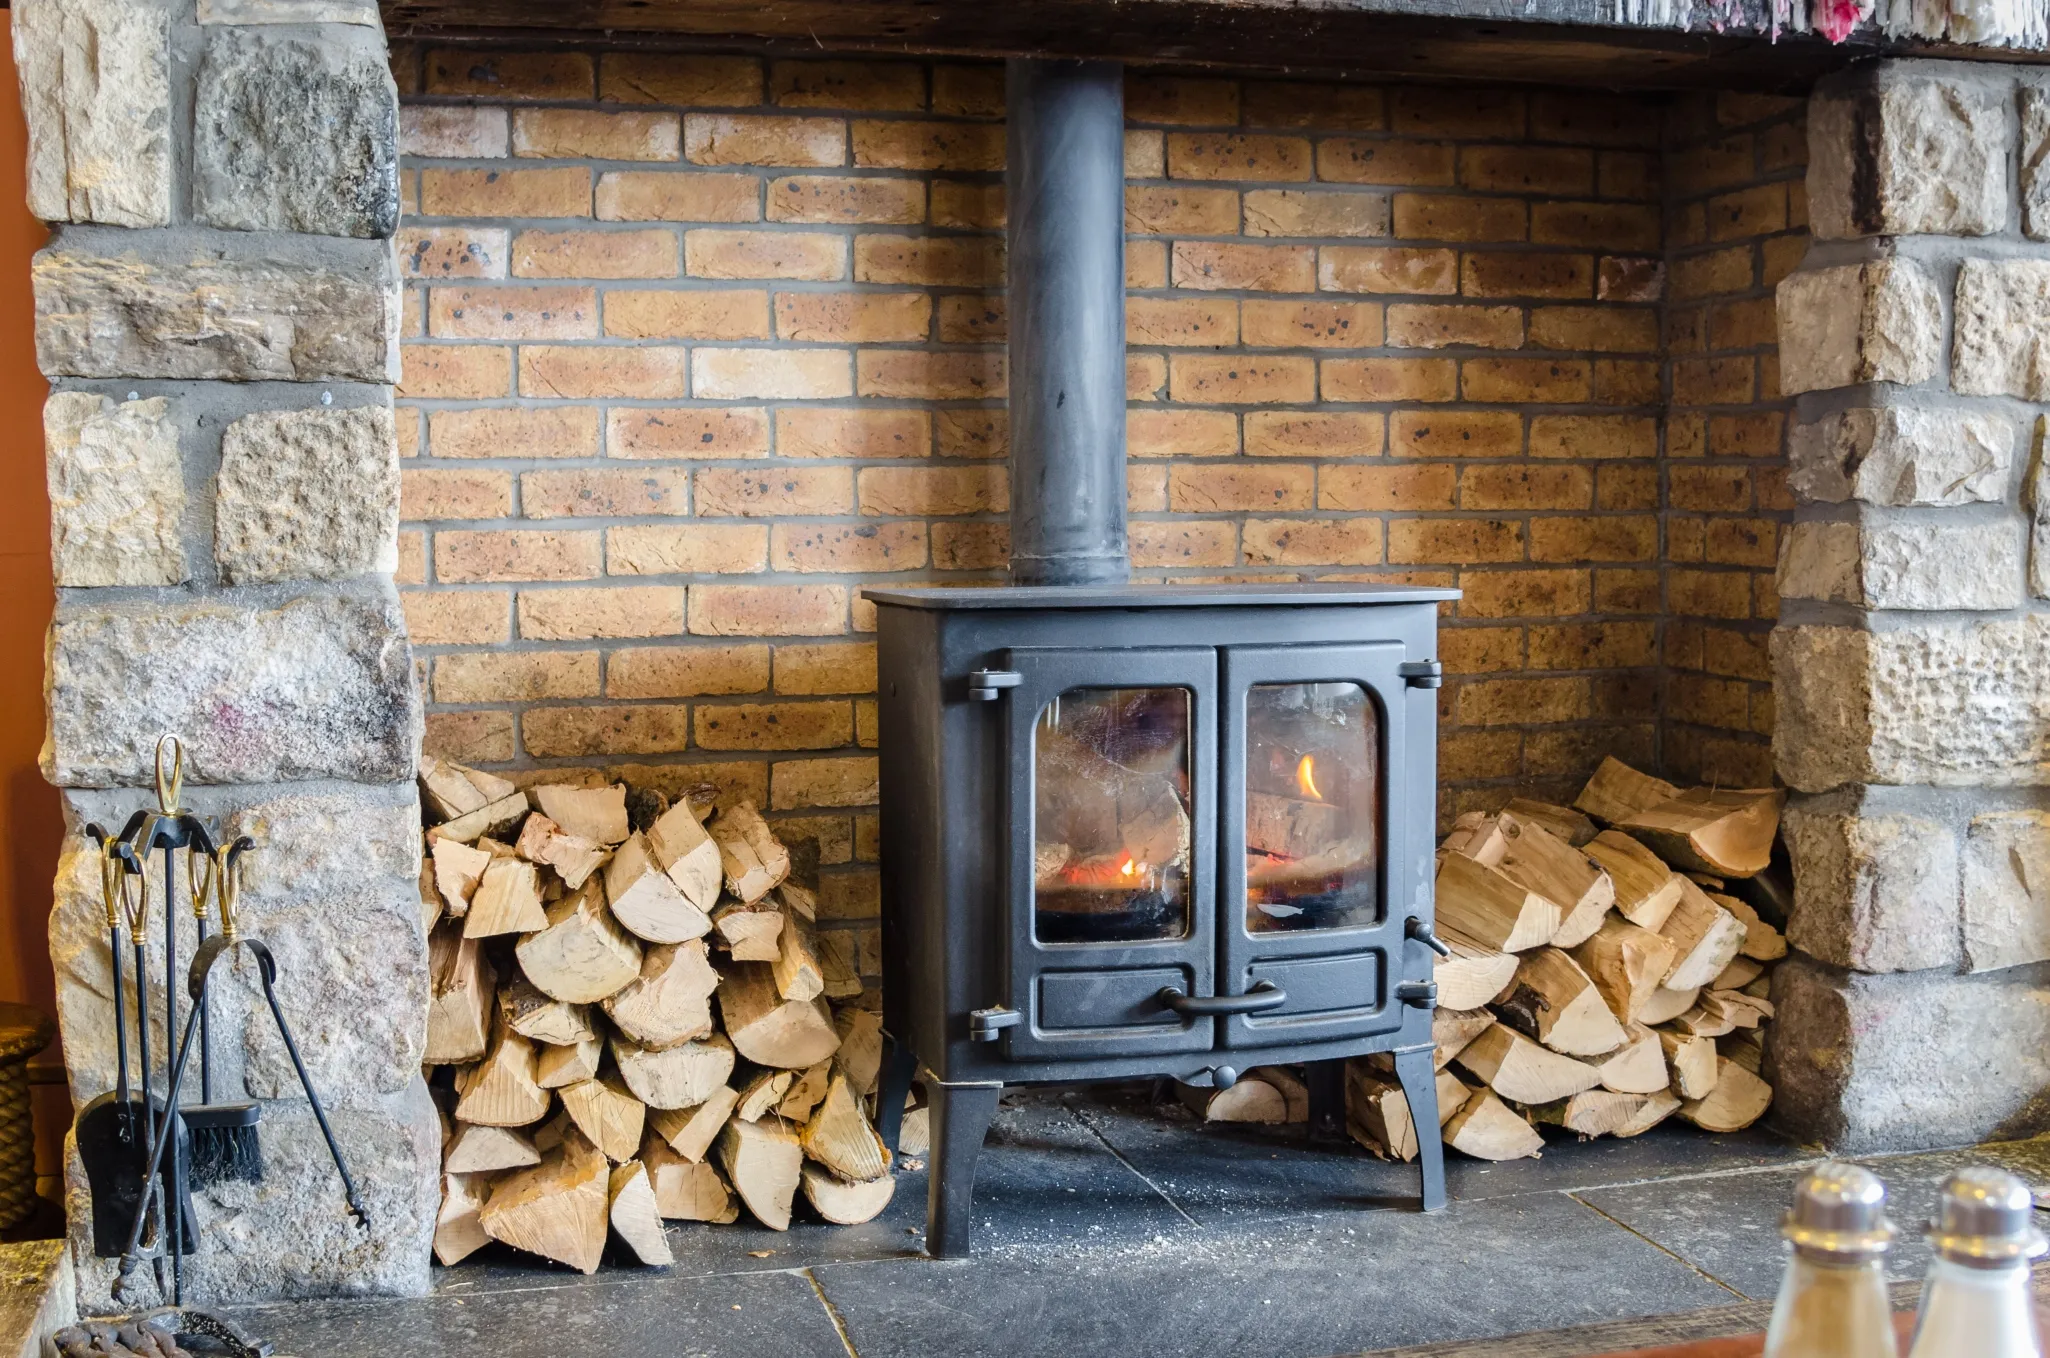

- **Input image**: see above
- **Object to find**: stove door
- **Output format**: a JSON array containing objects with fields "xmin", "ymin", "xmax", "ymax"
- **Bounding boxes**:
[
  {"xmin": 1216, "ymin": 642, "xmax": 1411, "ymax": 1049},
  {"xmin": 1000, "ymin": 646, "xmax": 1219, "ymax": 1061}
]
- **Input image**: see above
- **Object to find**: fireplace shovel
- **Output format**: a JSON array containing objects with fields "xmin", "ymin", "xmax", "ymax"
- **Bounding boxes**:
[{"xmin": 115, "ymin": 836, "xmax": 369, "ymax": 1307}]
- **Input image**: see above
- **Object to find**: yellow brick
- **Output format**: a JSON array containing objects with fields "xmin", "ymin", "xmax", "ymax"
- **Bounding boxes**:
[
  {"xmin": 850, "ymin": 120, "xmax": 1003, "ymax": 171},
  {"xmin": 1457, "ymin": 568, "xmax": 1590, "ymax": 617},
  {"xmin": 1242, "ymin": 517, "xmax": 1383, "ymax": 565},
  {"xmin": 512, "ymin": 229, "xmax": 677, "ymax": 279},
  {"xmin": 522, "ymin": 467, "xmax": 688, "ymax": 519},
  {"xmin": 931, "ymin": 520, "xmax": 1008, "ymax": 570},
  {"xmin": 1672, "ymin": 356, "xmax": 1755, "ymax": 406},
  {"xmin": 1169, "ymin": 464, "xmax": 1314, "ymax": 512},
  {"xmin": 1239, "ymin": 300, "xmax": 1382, "ymax": 349},
  {"xmin": 1127, "ymin": 298, "xmax": 1238, "ymax": 347},
  {"xmin": 1528, "ymin": 306, "xmax": 1659, "ymax": 353},
  {"xmin": 1595, "ymin": 359, "xmax": 1662, "ymax": 406},
  {"xmin": 1126, "ymin": 75, "xmax": 1240, "ymax": 125},
  {"xmin": 1438, "ymin": 724, "xmax": 1522, "ymax": 775},
  {"xmin": 1671, "ymin": 136, "xmax": 1756, "ymax": 196},
  {"xmin": 522, "ymin": 705, "xmax": 692, "ymax": 758},
  {"xmin": 1125, "ymin": 129, "xmax": 1165, "ymax": 178},
  {"xmin": 1389, "ymin": 411, "xmax": 1523, "ymax": 459},
  {"xmin": 774, "ymin": 642, "xmax": 877, "ymax": 695},
  {"xmin": 1317, "ymin": 246, "xmax": 1456, "ymax": 296},
  {"xmin": 1169, "ymin": 354, "xmax": 1316, "ymax": 404},
  {"xmin": 1316, "ymin": 139, "xmax": 1455, "ymax": 187},
  {"xmin": 771, "ymin": 60, "xmax": 925, "ymax": 111},
  {"xmin": 1530, "ymin": 622, "xmax": 1657, "ymax": 671},
  {"xmin": 937, "ymin": 409, "xmax": 1003, "ymax": 459},
  {"xmin": 402, "ymin": 589, "xmax": 509, "ymax": 645},
  {"xmin": 398, "ymin": 226, "xmax": 510, "ymax": 280},
  {"xmin": 435, "ymin": 650, "xmax": 599, "ymax": 703},
  {"xmin": 425, "ymin": 49, "xmax": 593, "ymax": 100},
  {"xmin": 518, "ymin": 586, "xmax": 684, "ymax": 640},
  {"xmin": 1531, "ymin": 91, "xmax": 1661, "ymax": 147},
  {"xmin": 1460, "ymin": 146, "xmax": 1593, "ymax": 196},
  {"xmin": 1126, "ymin": 239, "xmax": 1168, "ymax": 289},
  {"xmin": 1170, "ymin": 241, "xmax": 1315, "ymax": 293},
  {"xmin": 512, "ymin": 109, "xmax": 679, "ymax": 161},
  {"xmin": 1393, "ymin": 194, "xmax": 1527, "ymax": 243},
  {"xmin": 429, "ymin": 285, "xmax": 596, "ymax": 340},
  {"xmin": 435, "ymin": 529, "xmax": 601, "ymax": 583},
  {"xmin": 520, "ymin": 345, "xmax": 685, "ymax": 399},
  {"xmin": 1242, "ymin": 189, "xmax": 1391, "ymax": 239},
  {"xmin": 685, "ymin": 114, "xmax": 846, "ymax": 168},
  {"xmin": 432, "ymin": 407, "xmax": 597, "ymax": 460},
  {"xmin": 1459, "ymin": 465, "xmax": 1592, "ymax": 511},
  {"xmin": 1456, "ymin": 676, "xmax": 1590, "ymax": 727},
  {"xmin": 853, "ymin": 234, "xmax": 1001, "ymax": 287},
  {"xmin": 1387, "ymin": 518, "xmax": 1524, "ymax": 564},
  {"xmin": 1386, "ymin": 304, "xmax": 1522, "ymax": 350},
  {"xmin": 1599, "ymin": 151, "xmax": 1659, "ymax": 201},
  {"xmin": 1318, "ymin": 357, "xmax": 1457, "ymax": 404},
  {"xmin": 690, "ymin": 584, "xmax": 849, "ymax": 636},
  {"xmin": 1597, "ymin": 567, "xmax": 1661, "ymax": 613},
  {"xmin": 1527, "ymin": 516, "xmax": 1658, "ymax": 562},
  {"xmin": 766, "ymin": 174, "xmax": 925, "ymax": 224},
  {"xmin": 772, "ymin": 522, "xmax": 929, "ymax": 572},
  {"xmin": 1392, "ymin": 88, "xmax": 1526, "ymax": 139},
  {"xmin": 1670, "ymin": 246, "xmax": 1756, "ymax": 301},
  {"xmin": 1761, "ymin": 234, "xmax": 1808, "ymax": 287},
  {"xmin": 400, "ymin": 344, "xmax": 510, "ymax": 399},
  {"xmin": 418, "ymin": 167, "xmax": 590, "ymax": 218},
  {"xmin": 693, "ymin": 347, "xmax": 853, "ymax": 400},
  {"xmin": 595, "ymin": 171, "xmax": 759, "ymax": 223},
  {"xmin": 1460, "ymin": 252, "xmax": 1593, "ymax": 300},
  {"xmin": 938, "ymin": 295, "xmax": 1004, "ymax": 344},
  {"xmin": 855, "ymin": 350, "xmax": 1004, "ymax": 400},
  {"xmin": 1125, "ymin": 521, "xmax": 1235, "ymax": 569},
  {"xmin": 1668, "ymin": 569, "xmax": 1753, "ymax": 620},
  {"xmin": 1461, "ymin": 357, "xmax": 1592, "ymax": 404},
  {"xmin": 1670, "ymin": 465, "xmax": 1752, "ymax": 513},
  {"xmin": 1318, "ymin": 462, "xmax": 1453, "ymax": 510},
  {"xmin": 1166, "ymin": 133, "xmax": 1311, "ymax": 182},
  {"xmin": 695, "ymin": 466, "xmax": 852, "ymax": 517},
  {"xmin": 397, "ymin": 531, "xmax": 425, "ymax": 585},
  {"xmin": 396, "ymin": 407, "xmax": 422, "ymax": 457},
  {"xmin": 1599, "ymin": 463, "xmax": 1661, "ymax": 511},
  {"xmin": 1246, "ymin": 410, "xmax": 1383, "ymax": 458},
  {"xmin": 1242, "ymin": 81, "xmax": 1385, "ymax": 131},
  {"xmin": 1709, "ymin": 296, "xmax": 1778, "ymax": 350},
  {"xmin": 1128, "ymin": 407, "xmax": 1240, "ymax": 458},
  {"xmin": 774, "ymin": 291, "xmax": 931, "ymax": 343},
  {"xmin": 932, "ymin": 179, "xmax": 1004, "ymax": 228},
  {"xmin": 1130, "ymin": 353, "xmax": 1167, "ymax": 400},
  {"xmin": 1124, "ymin": 185, "xmax": 1239, "ymax": 235},
  {"xmin": 600, "ymin": 53, "xmax": 762, "ymax": 107},
  {"xmin": 1531, "ymin": 202, "xmax": 1661, "ymax": 251},
  {"xmin": 772, "ymin": 757, "xmax": 879, "ymax": 810},
  {"xmin": 402, "ymin": 467, "xmax": 512, "ymax": 520},
  {"xmin": 1712, "ymin": 412, "xmax": 1783, "ymax": 459},
  {"xmin": 776, "ymin": 407, "xmax": 931, "ymax": 459},
  {"xmin": 605, "ymin": 288, "xmax": 770, "ymax": 340},
  {"xmin": 858, "ymin": 466, "xmax": 1007, "ymax": 515},
  {"xmin": 607, "ymin": 644, "xmax": 771, "ymax": 699},
  {"xmin": 1707, "ymin": 183, "xmax": 1787, "ymax": 240},
  {"xmin": 607, "ymin": 523, "xmax": 769, "ymax": 575},
  {"xmin": 683, "ymin": 228, "xmax": 843, "ymax": 280},
  {"xmin": 1598, "ymin": 256, "xmax": 1666, "ymax": 303},
  {"xmin": 610, "ymin": 407, "xmax": 770, "ymax": 459},
  {"xmin": 1705, "ymin": 518, "xmax": 1779, "ymax": 568}
]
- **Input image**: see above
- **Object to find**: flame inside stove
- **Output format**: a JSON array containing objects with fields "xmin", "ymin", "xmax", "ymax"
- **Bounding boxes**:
[
  {"xmin": 1296, "ymin": 754, "xmax": 1323, "ymax": 801},
  {"xmin": 1119, "ymin": 856, "xmax": 1138, "ymax": 878}
]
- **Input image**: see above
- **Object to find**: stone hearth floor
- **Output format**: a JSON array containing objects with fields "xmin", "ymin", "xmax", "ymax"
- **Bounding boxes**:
[{"xmin": 230, "ymin": 1085, "xmax": 2050, "ymax": 1358}]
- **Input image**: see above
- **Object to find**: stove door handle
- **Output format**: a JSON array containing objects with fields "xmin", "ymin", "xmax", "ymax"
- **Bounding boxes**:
[{"xmin": 1156, "ymin": 981, "xmax": 1286, "ymax": 1017}]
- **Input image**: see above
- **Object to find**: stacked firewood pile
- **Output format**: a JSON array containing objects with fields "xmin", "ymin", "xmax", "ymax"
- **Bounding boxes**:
[
  {"xmin": 1340, "ymin": 757, "xmax": 1786, "ymax": 1162},
  {"xmin": 414, "ymin": 757, "xmax": 904, "ymax": 1273}
]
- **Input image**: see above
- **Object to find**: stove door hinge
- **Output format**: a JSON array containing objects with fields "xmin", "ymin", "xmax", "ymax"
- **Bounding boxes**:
[
  {"xmin": 967, "ymin": 669, "xmax": 1024, "ymax": 701},
  {"xmin": 1395, "ymin": 979, "xmax": 1438, "ymax": 1011},
  {"xmin": 1398, "ymin": 660, "xmax": 1444, "ymax": 690},
  {"xmin": 968, "ymin": 1006, "xmax": 1022, "ymax": 1041}
]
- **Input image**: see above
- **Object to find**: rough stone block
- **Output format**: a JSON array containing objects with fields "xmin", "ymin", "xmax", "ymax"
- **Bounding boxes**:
[
  {"xmin": 1776, "ymin": 516, "xmax": 2023, "ymax": 611},
  {"xmin": 44, "ymin": 391, "xmax": 185, "ymax": 586},
  {"xmin": 217, "ymin": 405, "xmax": 399, "ymax": 584},
  {"xmin": 45, "ymin": 587, "xmax": 420, "ymax": 787},
  {"xmin": 197, "ymin": 0, "xmax": 378, "ymax": 21},
  {"xmin": 1773, "ymin": 617, "xmax": 2050, "ymax": 791},
  {"xmin": 1767, "ymin": 954, "xmax": 2050, "ymax": 1152},
  {"xmin": 1788, "ymin": 406, "xmax": 2012, "ymax": 506},
  {"xmin": 34, "ymin": 227, "xmax": 399, "ymax": 383},
  {"xmin": 12, "ymin": 0, "xmax": 171, "ymax": 227},
  {"xmin": 194, "ymin": 27, "xmax": 399, "ymax": 239},
  {"xmin": 1962, "ymin": 810, "xmax": 2050, "ymax": 973},
  {"xmin": 1782, "ymin": 792, "xmax": 1960, "ymax": 973},
  {"xmin": 1955, "ymin": 258, "xmax": 2050, "ymax": 400},
  {"xmin": 2031, "ymin": 415, "xmax": 2050, "ymax": 599},
  {"xmin": 1777, "ymin": 260, "xmax": 1942, "ymax": 395},
  {"xmin": 2022, "ymin": 86, "xmax": 2050, "ymax": 240},
  {"xmin": 1809, "ymin": 70, "xmax": 2008, "ymax": 239}
]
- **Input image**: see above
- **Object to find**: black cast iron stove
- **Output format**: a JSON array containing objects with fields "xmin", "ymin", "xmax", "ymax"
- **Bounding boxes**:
[{"xmin": 865, "ymin": 59, "xmax": 1458, "ymax": 1257}]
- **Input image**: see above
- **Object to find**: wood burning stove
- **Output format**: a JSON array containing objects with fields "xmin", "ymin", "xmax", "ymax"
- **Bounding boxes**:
[{"xmin": 868, "ymin": 584, "xmax": 1458, "ymax": 1255}]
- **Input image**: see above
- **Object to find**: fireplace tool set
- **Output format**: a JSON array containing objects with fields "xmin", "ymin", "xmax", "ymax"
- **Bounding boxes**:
[{"xmin": 74, "ymin": 736, "xmax": 366, "ymax": 1311}]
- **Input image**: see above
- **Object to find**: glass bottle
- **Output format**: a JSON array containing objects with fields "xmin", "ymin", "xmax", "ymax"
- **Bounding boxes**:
[
  {"xmin": 1905, "ymin": 1166, "xmax": 2047, "ymax": 1358},
  {"xmin": 1763, "ymin": 1162, "xmax": 1901, "ymax": 1358}
]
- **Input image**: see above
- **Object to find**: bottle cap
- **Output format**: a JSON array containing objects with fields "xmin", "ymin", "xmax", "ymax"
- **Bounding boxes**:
[
  {"xmin": 1782, "ymin": 1162, "xmax": 1894, "ymax": 1259},
  {"xmin": 1926, "ymin": 1166, "xmax": 2048, "ymax": 1264}
]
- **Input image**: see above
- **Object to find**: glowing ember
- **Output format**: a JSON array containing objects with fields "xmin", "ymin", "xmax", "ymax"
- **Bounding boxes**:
[
  {"xmin": 1295, "ymin": 754, "xmax": 1323, "ymax": 801},
  {"xmin": 1119, "ymin": 856, "xmax": 1138, "ymax": 877}
]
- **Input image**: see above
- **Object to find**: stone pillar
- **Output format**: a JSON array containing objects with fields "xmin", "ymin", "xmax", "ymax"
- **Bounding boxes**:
[
  {"xmin": 16, "ymin": 0, "xmax": 435, "ymax": 1307},
  {"xmin": 1771, "ymin": 58, "xmax": 2050, "ymax": 1152}
]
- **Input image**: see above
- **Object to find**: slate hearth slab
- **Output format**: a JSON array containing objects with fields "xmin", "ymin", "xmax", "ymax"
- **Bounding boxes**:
[{"xmin": 811, "ymin": 1190, "xmax": 1738, "ymax": 1358}]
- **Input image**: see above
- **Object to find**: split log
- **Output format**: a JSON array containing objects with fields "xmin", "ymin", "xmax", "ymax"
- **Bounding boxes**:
[
  {"xmin": 516, "ymin": 879, "xmax": 643, "ymax": 1004},
  {"xmin": 1493, "ymin": 947, "xmax": 1628, "ymax": 1057},
  {"xmin": 1721, "ymin": 1028, "xmax": 1764, "ymax": 1074},
  {"xmin": 1503, "ymin": 799, "xmax": 1598, "ymax": 847},
  {"xmin": 816, "ymin": 932, "xmax": 863, "ymax": 1000},
  {"xmin": 1344, "ymin": 1063, "xmax": 1468, "ymax": 1162},
  {"xmin": 643, "ymin": 1131, "xmax": 739, "ymax": 1222},
  {"xmin": 1659, "ymin": 1030, "xmax": 1720, "ymax": 1099},
  {"xmin": 736, "ymin": 1069, "xmax": 796, "ymax": 1122},
  {"xmin": 719, "ymin": 962, "xmax": 842, "ymax": 1069},
  {"xmin": 1532, "ymin": 1089, "xmax": 1680, "ymax": 1139},
  {"xmin": 1583, "ymin": 831, "xmax": 1684, "ymax": 932},
  {"xmin": 832, "ymin": 1007, "xmax": 884, "ymax": 1096},
  {"xmin": 516, "ymin": 813, "xmax": 609, "ymax": 891},
  {"xmin": 647, "ymin": 1085, "xmax": 739, "ymax": 1163},
  {"xmin": 602, "ymin": 940, "xmax": 720, "ymax": 1050},
  {"xmin": 1710, "ymin": 893, "xmax": 1788, "ymax": 962},
  {"xmin": 499, "ymin": 978, "xmax": 596, "ymax": 1048},
  {"xmin": 1434, "ymin": 932, "xmax": 1520, "ymax": 1010},
  {"xmin": 1670, "ymin": 989, "xmax": 1774, "ymax": 1038},
  {"xmin": 604, "ymin": 832, "xmax": 713, "ymax": 945},
  {"xmin": 1619, "ymin": 788, "xmax": 1783, "ymax": 879},
  {"xmin": 1492, "ymin": 813, "xmax": 1615, "ymax": 949},
  {"xmin": 774, "ymin": 918, "xmax": 825, "ymax": 1002},
  {"xmin": 1433, "ymin": 1007, "xmax": 1495, "ymax": 1071},
  {"xmin": 422, "ymin": 755, "xmax": 491, "ymax": 822},
  {"xmin": 646, "ymin": 800, "xmax": 723, "ymax": 914},
  {"xmin": 1678, "ymin": 1058, "xmax": 1771, "ymax": 1132},
  {"xmin": 1249, "ymin": 1066, "xmax": 1309, "ymax": 1123},
  {"xmin": 534, "ymin": 784, "xmax": 630, "ymax": 846},
  {"xmin": 713, "ymin": 901, "xmax": 784, "ymax": 961},
  {"xmin": 607, "ymin": 1160, "xmax": 675, "ymax": 1265},
  {"xmin": 899, "ymin": 1105, "xmax": 929, "ymax": 1157},
  {"xmin": 425, "ymin": 925, "xmax": 494, "ymax": 1065},
  {"xmin": 446, "ymin": 1122, "xmax": 540, "ymax": 1174},
  {"xmin": 1713, "ymin": 956, "xmax": 1765, "ymax": 991},
  {"xmin": 1593, "ymin": 1022, "xmax": 1671, "ymax": 1095},
  {"xmin": 710, "ymin": 802, "xmax": 791, "ymax": 905},
  {"xmin": 1573, "ymin": 756, "xmax": 1680, "ymax": 827},
  {"xmin": 434, "ymin": 1170, "xmax": 491, "ymax": 1266},
  {"xmin": 613, "ymin": 1033, "xmax": 737, "ymax": 1110},
  {"xmin": 802, "ymin": 1165, "xmax": 896, "ymax": 1225},
  {"xmin": 418, "ymin": 855, "xmax": 443, "ymax": 933},
  {"xmin": 1442, "ymin": 1088, "xmax": 1544, "ymax": 1161},
  {"xmin": 534, "ymin": 1033, "xmax": 602, "ymax": 1090},
  {"xmin": 465, "ymin": 856, "xmax": 546, "ymax": 939},
  {"xmin": 1441, "ymin": 810, "xmax": 1508, "ymax": 863},
  {"xmin": 1435, "ymin": 852, "xmax": 1559, "ymax": 953},
  {"xmin": 1569, "ymin": 916, "xmax": 1679, "ymax": 1025},
  {"xmin": 432, "ymin": 837, "xmax": 492, "ymax": 918},
  {"xmin": 1248, "ymin": 790, "xmax": 1348, "ymax": 860},
  {"xmin": 434, "ymin": 793, "xmax": 530, "ymax": 845},
  {"xmin": 718, "ymin": 1117, "xmax": 804, "ymax": 1230},
  {"xmin": 1453, "ymin": 1023, "xmax": 1602, "ymax": 1105},
  {"xmin": 1182, "ymin": 1076, "xmax": 1289, "ymax": 1123},
  {"xmin": 802, "ymin": 1074, "xmax": 891, "ymax": 1181},
  {"xmin": 480, "ymin": 1132, "xmax": 609, "ymax": 1274},
  {"xmin": 455, "ymin": 1024, "xmax": 551, "ymax": 1127},
  {"xmin": 561, "ymin": 1075, "xmax": 646, "ymax": 1163},
  {"xmin": 777, "ymin": 881, "xmax": 818, "ymax": 922},
  {"xmin": 778, "ymin": 1061, "xmax": 831, "ymax": 1122},
  {"xmin": 1637, "ymin": 984, "xmax": 1700, "ymax": 1025},
  {"xmin": 1657, "ymin": 878, "xmax": 1747, "ymax": 992}
]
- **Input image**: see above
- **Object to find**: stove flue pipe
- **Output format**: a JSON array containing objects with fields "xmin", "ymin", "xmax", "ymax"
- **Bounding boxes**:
[{"xmin": 1005, "ymin": 59, "xmax": 1129, "ymax": 587}]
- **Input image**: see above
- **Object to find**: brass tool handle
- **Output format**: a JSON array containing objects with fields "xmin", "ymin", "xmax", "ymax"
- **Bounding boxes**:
[{"xmin": 153, "ymin": 734, "xmax": 185, "ymax": 815}]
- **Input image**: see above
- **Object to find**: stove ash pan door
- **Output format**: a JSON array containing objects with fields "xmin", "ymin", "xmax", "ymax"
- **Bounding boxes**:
[
  {"xmin": 1000, "ymin": 646, "xmax": 1220, "ymax": 1061},
  {"xmin": 1217, "ymin": 642, "xmax": 1413, "ymax": 1050}
]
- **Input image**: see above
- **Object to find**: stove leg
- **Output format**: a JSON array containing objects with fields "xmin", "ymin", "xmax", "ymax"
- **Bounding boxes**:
[
  {"xmin": 924, "ymin": 1080, "xmax": 1002, "ymax": 1259},
  {"xmin": 1392, "ymin": 1047, "xmax": 1447, "ymax": 1213},
  {"xmin": 1305, "ymin": 1060, "xmax": 1345, "ymax": 1140},
  {"xmin": 875, "ymin": 1032, "xmax": 918, "ymax": 1154}
]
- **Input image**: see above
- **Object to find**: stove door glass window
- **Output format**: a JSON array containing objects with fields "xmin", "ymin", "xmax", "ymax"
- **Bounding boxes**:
[
  {"xmin": 1034, "ymin": 686, "xmax": 1193, "ymax": 944},
  {"xmin": 1245, "ymin": 681, "xmax": 1379, "ymax": 933}
]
